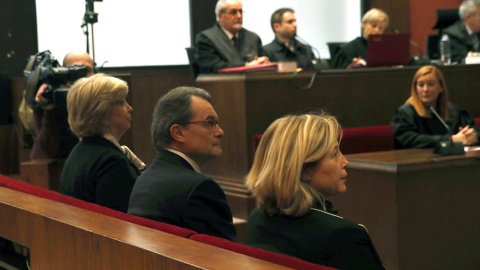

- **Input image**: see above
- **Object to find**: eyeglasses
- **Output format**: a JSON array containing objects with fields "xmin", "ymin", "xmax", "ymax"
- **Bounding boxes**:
[
  {"xmin": 186, "ymin": 119, "xmax": 220, "ymax": 130},
  {"xmin": 223, "ymin": 9, "xmax": 243, "ymax": 16}
]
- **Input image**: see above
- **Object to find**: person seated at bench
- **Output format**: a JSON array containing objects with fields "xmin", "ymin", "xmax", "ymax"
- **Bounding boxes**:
[
  {"xmin": 391, "ymin": 65, "xmax": 479, "ymax": 149},
  {"xmin": 61, "ymin": 74, "xmax": 145, "ymax": 213},
  {"xmin": 128, "ymin": 87, "xmax": 236, "ymax": 242},
  {"xmin": 245, "ymin": 112, "xmax": 385, "ymax": 270}
]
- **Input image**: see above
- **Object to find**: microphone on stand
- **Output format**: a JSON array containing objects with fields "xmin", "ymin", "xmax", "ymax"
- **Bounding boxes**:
[
  {"xmin": 295, "ymin": 35, "xmax": 329, "ymax": 70},
  {"xmin": 391, "ymin": 28, "xmax": 430, "ymax": 65},
  {"xmin": 429, "ymin": 106, "xmax": 465, "ymax": 155}
]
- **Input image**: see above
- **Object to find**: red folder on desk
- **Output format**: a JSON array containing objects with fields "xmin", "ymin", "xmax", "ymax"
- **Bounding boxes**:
[{"xmin": 218, "ymin": 63, "xmax": 278, "ymax": 73}]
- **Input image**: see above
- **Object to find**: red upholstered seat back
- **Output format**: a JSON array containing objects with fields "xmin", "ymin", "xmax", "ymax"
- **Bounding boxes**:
[
  {"xmin": 475, "ymin": 118, "xmax": 480, "ymax": 127},
  {"xmin": 189, "ymin": 234, "xmax": 336, "ymax": 270},
  {"xmin": 0, "ymin": 174, "xmax": 196, "ymax": 238},
  {"xmin": 253, "ymin": 125, "xmax": 394, "ymax": 156},
  {"xmin": 340, "ymin": 125, "xmax": 394, "ymax": 154}
]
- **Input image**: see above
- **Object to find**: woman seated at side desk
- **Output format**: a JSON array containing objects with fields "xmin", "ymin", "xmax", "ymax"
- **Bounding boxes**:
[
  {"xmin": 245, "ymin": 113, "xmax": 385, "ymax": 270},
  {"xmin": 331, "ymin": 8, "xmax": 389, "ymax": 69},
  {"xmin": 391, "ymin": 65, "xmax": 479, "ymax": 149},
  {"xmin": 61, "ymin": 74, "xmax": 145, "ymax": 213}
]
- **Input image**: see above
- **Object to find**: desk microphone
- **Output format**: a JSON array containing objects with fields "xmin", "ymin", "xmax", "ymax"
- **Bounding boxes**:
[
  {"xmin": 391, "ymin": 28, "xmax": 430, "ymax": 65},
  {"xmin": 429, "ymin": 106, "xmax": 465, "ymax": 155},
  {"xmin": 296, "ymin": 35, "xmax": 328, "ymax": 70}
]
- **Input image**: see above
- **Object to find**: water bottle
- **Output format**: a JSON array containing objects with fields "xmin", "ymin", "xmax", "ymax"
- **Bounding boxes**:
[{"xmin": 440, "ymin": 34, "xmax": 451, "ymax": 65}]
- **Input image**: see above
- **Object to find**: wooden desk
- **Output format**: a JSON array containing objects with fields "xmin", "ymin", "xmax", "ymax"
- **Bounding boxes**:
[
  {"xmin": 329, "ymin": 149, "xmax": 480, "ymax": 270},
  {"xmin": 195, "ymin": 65, "xmax": 480, "ymax": 219}
]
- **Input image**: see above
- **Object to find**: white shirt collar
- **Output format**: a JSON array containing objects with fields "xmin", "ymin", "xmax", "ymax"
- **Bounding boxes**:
[
  {"xmin": 465, "ymin": 23, "xmax": 475, "ymax": 35},
  {"xmin": 165, "ymin": 148, "xmax": 201, "ymax": 173},
  {"xmin": 220, "ymin": 25, "xmax": 238, "ymax": 40}
]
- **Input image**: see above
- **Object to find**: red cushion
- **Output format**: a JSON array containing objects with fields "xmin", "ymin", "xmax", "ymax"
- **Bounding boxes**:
[
  {"xmin": 475, "ymin": 118, "xmax": 480, "ymax": 127},
  {"xmin": 341, "ymin": 125, "xmax": 394, "ymax": 154},
  {"xmin": 254, "ymin": 125, "xmax": 394, "ymax": 156},
  {"xmin": 0, "ymin": 174, "xmax": 196, "ymax": 238},
  {"xmin": 189, "ymin": 234, "xmax": 336, "ymax": 270}
]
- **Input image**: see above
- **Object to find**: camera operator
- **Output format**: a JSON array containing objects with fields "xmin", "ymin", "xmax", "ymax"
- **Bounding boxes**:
[{"xmin": 31, "ymin": 51, "xmax": 94, "ymax": 160}]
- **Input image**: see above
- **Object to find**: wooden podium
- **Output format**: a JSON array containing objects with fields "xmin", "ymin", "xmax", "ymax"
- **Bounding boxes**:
[{"xmin": 329, "ymin": 148, "xmax": 480, "ymax": 270}]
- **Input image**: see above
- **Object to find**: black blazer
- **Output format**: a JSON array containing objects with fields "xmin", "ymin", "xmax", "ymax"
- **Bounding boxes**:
[
  {"xmin": 263, "ymin": 37, "xmax": 315, "ymax": 69},
  {"xmin": 247, "ymin": 207, "xmax": 385, "ymax": 270},
  {"xmin": 331, "ymin": 37, "xmax": 367, "ymax": 69},
  {"xmin": 391, "ymin": 103, "xmax": 479, "ymax": 149},
  {"xmin": 128, "ymin": 149, "xmax": 237, "ymax": 241},
  {"xmin": 61, "ymin": 135, "xmax": 141, "ymax": 213},
  {"xmin": 442, "ymin": 21, "xmax": 479, "ymax": 63},
  {"xmin": 195, "ymin": 23, "xmax": 265, "ymax": 73}
]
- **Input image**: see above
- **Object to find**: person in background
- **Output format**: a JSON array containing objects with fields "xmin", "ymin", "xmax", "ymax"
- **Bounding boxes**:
[
  {"xmin": 263, "ymin": 8, "xmax": 316, "ymax": 70},
  {"xmin": 128, "ymin": 86, "xmax": 236, "ymax": 241},
  {"xmin": 331, "ymin": 8, "xmax": 389, "ymax": 69},
  {"xmin": 391, "ymin": 65, "xmax": 479, "ymax": 149},
  {"xmin": 442, "ymin": 0, "xmax": 480, "ymax": 63},
  {"xmin": 245, "ymin": 112, "xmax": 385, "ymax": 270},
  {"xmin": 61, "ymin": 74, "xmax": 144, "ymax": 213},
  {"xmin": 31, "ymin": 52, "xmax": 94, "ymax": 159},
  {"xmin": 195, "ymin": 0, "xmax": 269, "ymax": 73}
]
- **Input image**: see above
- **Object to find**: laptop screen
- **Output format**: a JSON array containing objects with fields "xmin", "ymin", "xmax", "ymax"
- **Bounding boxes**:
[{"xmin": 366, "ymin": 33, "xmax": 410, "ymax": 67}]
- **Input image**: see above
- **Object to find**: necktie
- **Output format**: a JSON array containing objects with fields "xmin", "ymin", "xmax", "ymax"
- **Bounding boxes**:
[
  {"xmin": 472, "ymin": 34, "xmax": 480, "ymax": 51},
  {"xmin": 232, "ymin": 36, "xmax": 240, "ymax": 52}
]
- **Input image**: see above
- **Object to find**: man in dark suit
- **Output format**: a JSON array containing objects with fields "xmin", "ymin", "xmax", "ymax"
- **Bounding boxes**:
[
  {"xmin": 194, "ymin": 0, "xmax": 269, "ymax": 73},
  {"xmin": 442, "ymin": 0, "xmax": 480, "ymax": 63},
  {"xmin": 128, "ymin": 86, "xmax": 236, "ymax": 241},
  {"xmin": 263, "ymin": 8, "xmax": 316, "ymax": 70}
]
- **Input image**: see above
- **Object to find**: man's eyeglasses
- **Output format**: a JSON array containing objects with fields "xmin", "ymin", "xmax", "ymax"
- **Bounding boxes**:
[
  {"xmin": 186, "ymin": 119, "xmax": 220, "ymax": 130},
  {"xmin": 223, "ymin": 9, "xmax": 243, "ymax": 16}
]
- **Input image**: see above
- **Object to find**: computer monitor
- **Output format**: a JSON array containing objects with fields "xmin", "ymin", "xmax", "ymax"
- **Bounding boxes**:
[{"xmin": 366, "ymin": 33, "xmax": 410, "ymax": 67}]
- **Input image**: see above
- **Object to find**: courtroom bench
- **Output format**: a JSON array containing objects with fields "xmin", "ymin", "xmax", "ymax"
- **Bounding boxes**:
[
  {"xmin": 0, "ymin": 174, "xmax": 334, "ymax": 270},
  {"xmin": 254, "ymin": 124, "xmax": 395, "ymax": 156}
]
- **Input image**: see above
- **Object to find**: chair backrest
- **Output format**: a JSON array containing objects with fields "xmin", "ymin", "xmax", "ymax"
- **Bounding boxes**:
[
  {"xmin": 185, "ymin": 47, "xmax": 199, "ymax": 84},
  {"xmin": 426, "ymin": 34, "xmax": 441, "ymax": 60},
  {"xmin": 428, "ymin": 9, "xmax": 460, "ymax": 60},
  {"xmin": 432, "ymin": 9, "xmax": 459, "ymax": 32},
  {"xmin": 326, "ymin": 42, "xmax": 346, "ymax": 59},
  {"xmin": 475, "ymin": 117, "xmax": 480, "ymax": 127},
  {"xmin": 341, "ymin": 125, "xmax": 394, "ymax": 155}
]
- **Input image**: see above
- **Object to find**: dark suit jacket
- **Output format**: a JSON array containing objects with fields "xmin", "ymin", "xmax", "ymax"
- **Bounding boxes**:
[
  {"xmin": 247, "ymin": 207, "xmax": 385, "ymax": 270},
  {"xmin": 128, "ymin": 149, "xmax": 237, "ymax": 241},
  {"xmin": 331, "ymin": 37, "xmax": 367, "ymax": 69},
  {"xmin": 263, "ymin": 37, "xmax": 315, "ymax": 70},
  {"xmin": 195, "ymin": 23, "xmax": 265, "ymax": 73},
  {"xmin": 61, "ymin": 135, "xmax": 140, "ymax": 213},
  {"xmin": 391, "ymin": 103, "xmax": 479, "ymax": 149},
  {"xmin": 442, "ymin": 21, "xmax": 480, "ymax": 63}
]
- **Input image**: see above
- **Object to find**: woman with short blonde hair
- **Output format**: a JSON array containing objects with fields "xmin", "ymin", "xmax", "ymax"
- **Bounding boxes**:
[
  {"xmin": 331, "ymin": 8, "xmax": 389, "ymax": 69},
  {"xmin": 67, "ymin": 74, "xmax": 129, "ymax": 139},
  {"xmin": 246, "ymin": 112, "xmax": 385, "ymax": 270},
  {"xmin": 61, "ymin": 73, "xmax": 144, "ymax": 213}
]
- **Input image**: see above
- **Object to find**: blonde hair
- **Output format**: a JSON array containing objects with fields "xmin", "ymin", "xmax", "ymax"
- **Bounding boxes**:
[
  {"xmin": 67, "ymin": 73, "xmax": 128, "ymax": 138},
  {"xmin": 406, "ymin": 65, "xmax": 451, "ymax": 120},
  {"xmin": 245, "ymin": 112, "xmax": 341, "ymax": 217},
  {"xmin": 361, "ymin": 8, "xmax": 389, "ymax": 28}
]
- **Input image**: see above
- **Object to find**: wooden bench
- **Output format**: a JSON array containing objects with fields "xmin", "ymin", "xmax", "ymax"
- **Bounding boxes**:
[{"xmin": 0, "ymin": 174, "xmax": 334, "ymax": 270}]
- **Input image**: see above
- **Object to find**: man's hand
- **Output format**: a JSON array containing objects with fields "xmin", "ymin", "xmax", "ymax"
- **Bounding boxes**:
[
  {"xmin": 35, "ymin": 83, "xmax": 54, "ymax": 109},
  {"xmin": 246, "ymin": 56, "xmax": 270, "ymax": 66}
]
